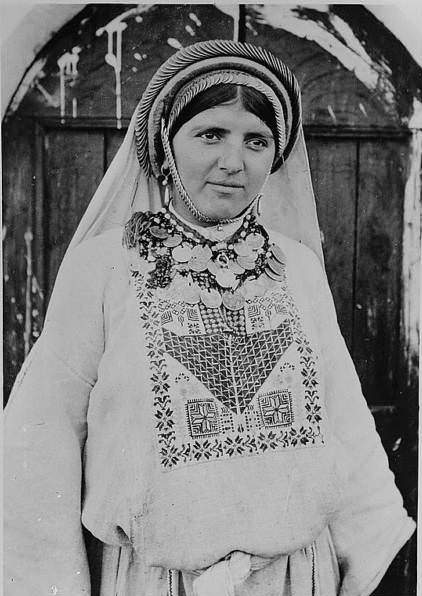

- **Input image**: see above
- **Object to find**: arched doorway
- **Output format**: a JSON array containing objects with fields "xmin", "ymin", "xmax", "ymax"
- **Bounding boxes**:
[{"xmin": 3, "ymin": 5, "xmax": 420, "ymax": 594}]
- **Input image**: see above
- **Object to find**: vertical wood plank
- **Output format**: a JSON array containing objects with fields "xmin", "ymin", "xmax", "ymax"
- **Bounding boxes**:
[
  {"xmin": 396, "ymin": 131, "xmax": 420, "ymax": 518},
  {"xmin": 33, "ymin": 123, "xmax": 46, "ymax": 293},
  {"xmin": 44, "ymin": 129, "xmax": 105, "ymax": 297},
  {"xmin": 105, "ymin": 129, "xmax": 126, "ymax": 167},
  {"xmin": 2, "ymin": 116, "xmax": 34, "ymax": 402},
  {"xmin": 31, "ymin": 122, "xmax": 47, "ymax": 344},
  {"xmin": 354, "ymin": 140, "xmax": 406, "ymax": 406},
  {"xmin": 306, "ymin": 138, "xmax": 356, "ymax": 348}
]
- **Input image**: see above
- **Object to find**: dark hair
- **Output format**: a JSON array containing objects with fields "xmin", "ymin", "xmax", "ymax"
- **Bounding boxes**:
[{"xmin": 169, "ymin": 84, "xmax": 278, "ymax": 150}]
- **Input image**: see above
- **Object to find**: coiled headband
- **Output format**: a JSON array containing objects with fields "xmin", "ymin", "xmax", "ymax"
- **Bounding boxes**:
[{"xmin": 134, "ymin": 40, "xmax": 302, "ymax": 177}]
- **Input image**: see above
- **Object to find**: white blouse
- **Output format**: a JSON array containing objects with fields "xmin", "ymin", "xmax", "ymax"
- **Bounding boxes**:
[{"xmin": 4, "ymin": 223, "xmax": 414, "ymax": 596}]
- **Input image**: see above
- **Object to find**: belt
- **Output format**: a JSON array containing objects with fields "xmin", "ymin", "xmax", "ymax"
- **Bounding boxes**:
[
  {"xmin": 168, "ymin": 551, "xmax": 278, "ymax": 596},
  {"xmin": 168, "ymin": 543, "xmax": 320, "ymax": 596}
]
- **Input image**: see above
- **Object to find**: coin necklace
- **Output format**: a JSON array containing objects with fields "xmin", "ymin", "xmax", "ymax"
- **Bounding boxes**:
[{"xmin": 123, "ymin": 207, "xmax": 287, "ymax": 311}]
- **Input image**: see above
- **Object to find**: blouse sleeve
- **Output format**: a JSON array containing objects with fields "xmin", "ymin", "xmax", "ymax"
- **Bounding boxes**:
[
  {"xmin": 303, "ymin": 248, "xmax": 415, "ymax": 596},
  {"xmin": 4, "ymin": 240, "xmax": 106, "ymax": 596}
]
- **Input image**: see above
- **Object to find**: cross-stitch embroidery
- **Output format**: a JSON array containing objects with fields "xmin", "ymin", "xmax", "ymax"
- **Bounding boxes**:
[{"xmin": 132, "ymin": 259, "xmax": 325, "ymax": 470}]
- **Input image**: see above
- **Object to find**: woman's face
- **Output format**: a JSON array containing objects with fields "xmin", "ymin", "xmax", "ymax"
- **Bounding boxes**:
[{"xmin": 171, "ymin": 100, "xmax": 275, "ymax": 223}]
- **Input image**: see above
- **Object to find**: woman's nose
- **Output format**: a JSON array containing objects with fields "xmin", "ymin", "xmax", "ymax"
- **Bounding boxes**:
[{"xmin": 218, "ymin": 143, "xmax": 244, "ymax": 174}]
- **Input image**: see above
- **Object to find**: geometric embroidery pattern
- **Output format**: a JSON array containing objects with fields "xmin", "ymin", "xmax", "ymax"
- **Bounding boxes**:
[
  {"xmin": 186, "ymin": 399, "xmax": 220, "ymax": 438},
  {"xmin": 198, "ymin": 303, "xmax": 226, "ymax": 335},
  {"xmin": 259, "ymin": 390, "xmax": 293, "ymax": 427},
  {"xmin": 132, "ymin": 265, "xmax": 325, "ymax": 471},
  {"xmin": 163, "ymin": 323, "xmax": 293, "ymax": 414}
]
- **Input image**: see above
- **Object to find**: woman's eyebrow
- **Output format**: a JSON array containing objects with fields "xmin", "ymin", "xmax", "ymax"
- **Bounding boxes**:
[
  {"xmin": 190, "ymin": 125, "xmax": 274, "ymax": 138},
  {"xmin": 191, "ymin": 125, "xmax": 229, "ymax": 134},
  {"xmin": 245, "ymin": 131, "xmax": 274, "ymax": 139}
]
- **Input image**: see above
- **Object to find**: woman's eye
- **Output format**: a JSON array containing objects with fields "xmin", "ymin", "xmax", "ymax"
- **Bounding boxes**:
[
  {"xmin": 199, "ymin": 131, "xmax": 221, "ymax": 141},
  {"xmin": 247, "ymin": 137, "xmax": 268, "ymax": 150}
]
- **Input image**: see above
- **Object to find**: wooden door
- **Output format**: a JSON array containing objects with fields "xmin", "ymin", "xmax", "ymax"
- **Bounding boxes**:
[{"xmin": 3, "ymin": 4, "xmax": 419, "ymax": 594}]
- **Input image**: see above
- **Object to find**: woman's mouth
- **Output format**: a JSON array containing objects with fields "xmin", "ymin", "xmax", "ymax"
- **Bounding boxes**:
[{"xmin": 207, "ymin": 181, "xmax": 244, "ymax": 192}]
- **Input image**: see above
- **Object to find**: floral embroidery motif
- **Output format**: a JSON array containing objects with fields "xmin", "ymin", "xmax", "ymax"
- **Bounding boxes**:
[
  {"xmin": 259, "ymin": 390, "xmax": 293, "ymax": 427},
  {"xmin": 132, "ymin": 264, "xmax": 324, "ymax": 471}
]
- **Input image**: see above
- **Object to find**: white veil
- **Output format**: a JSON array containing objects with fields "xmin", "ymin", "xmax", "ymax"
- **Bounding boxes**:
[{"xmin": 65, "ymin": 108, "xmax": 324, "ymax": 265}]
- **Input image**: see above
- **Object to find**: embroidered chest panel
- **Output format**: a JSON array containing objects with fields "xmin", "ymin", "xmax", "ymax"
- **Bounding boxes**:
[{"xmin": 132, "ymin": 271, "xmax": 324, "ymax": 470}]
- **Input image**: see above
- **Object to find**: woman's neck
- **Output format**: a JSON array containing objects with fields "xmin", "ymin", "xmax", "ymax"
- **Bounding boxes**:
[
  {"xmin": 171, "ymin": 196, "xmax": 215, "ymax": 228},
  {"xmin": 170, "ymin": 195, "xmax": 258, "ymax": 231},
  {"xmin": 168, "ymin": 201, "xmax": 247, "ymax": 242}
]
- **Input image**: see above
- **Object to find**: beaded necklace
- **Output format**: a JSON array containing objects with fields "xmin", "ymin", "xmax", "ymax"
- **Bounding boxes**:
[{"xmin": 124, "ymin": 207, "xmax": 286, "ymax": 311}]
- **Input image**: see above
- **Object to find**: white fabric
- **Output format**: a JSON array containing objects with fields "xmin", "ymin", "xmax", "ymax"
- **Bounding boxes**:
[
  {"xmin": 192, "ymin": 552, "xmax": 251, "ymax": 596},
  {"xmin": 260, "ymin": 129, "xmax": 323, "ymax": 263}
]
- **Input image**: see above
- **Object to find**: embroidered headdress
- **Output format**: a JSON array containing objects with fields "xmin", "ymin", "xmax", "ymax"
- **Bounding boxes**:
[{"xmin": 65, "ymin": 40, "xmax": 323, "ymax": 263}]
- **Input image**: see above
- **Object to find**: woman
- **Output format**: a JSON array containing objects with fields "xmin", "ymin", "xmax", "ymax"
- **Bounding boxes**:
[{"xmin": 4, "ymin": 40, "xmax": 415, "ymax": 596}]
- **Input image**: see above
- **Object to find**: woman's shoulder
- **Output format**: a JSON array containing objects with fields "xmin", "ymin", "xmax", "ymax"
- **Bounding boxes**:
[
  {"xmin": 65, "ymin": 227, "xmax": 125, "ymax": 269},
  {"xmin": 267, "ymin": 229, "xmax": 322, "ymax": 273},
  {"xmin": 70, "ymin": 226, "xmax": 123, "ymax": 255},
  {"xmin": 45, "ymin": 227, "xmax": 127, "ymax": 328},
  {"xmin": 52, "ymin": 227, "xmax": 127, "ymax": 297}
]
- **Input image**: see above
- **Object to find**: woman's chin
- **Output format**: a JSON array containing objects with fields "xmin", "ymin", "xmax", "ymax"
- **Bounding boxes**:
[
  {"xmin": 204, "ymin": 206, "xmax": 245, "ymax": 222},
  {"xmin": 173, "ymin": 193, "xmax": 253, "ymax": 223},
  {"xmin": 202, "ymin": 196, "xmax": 254, "ymax": 221}
]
